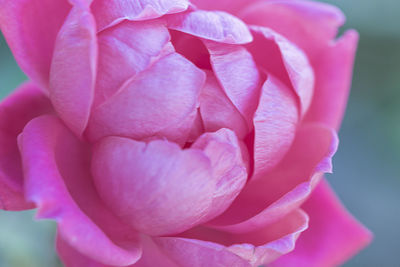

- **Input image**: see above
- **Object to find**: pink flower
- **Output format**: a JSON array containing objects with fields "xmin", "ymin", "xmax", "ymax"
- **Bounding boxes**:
[{"xmin": 0, "ymin": 0, "xmax": 371, "ymax": 266}]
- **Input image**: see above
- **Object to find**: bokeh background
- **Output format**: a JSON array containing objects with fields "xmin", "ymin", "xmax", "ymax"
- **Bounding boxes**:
[{"xmin": 0, "ymin": 0, "xmax": 399, "ymax": 266}]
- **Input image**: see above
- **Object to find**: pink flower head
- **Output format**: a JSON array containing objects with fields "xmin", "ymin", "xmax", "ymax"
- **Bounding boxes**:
[{"xmin": 0, "ymin": 0, "xmax": 371, "ymax": 266}]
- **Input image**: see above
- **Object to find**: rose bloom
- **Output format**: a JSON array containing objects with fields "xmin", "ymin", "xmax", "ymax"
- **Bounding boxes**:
[{"xmin": 0, "ymin": 0, "xmax": 371, "ymax": 266}]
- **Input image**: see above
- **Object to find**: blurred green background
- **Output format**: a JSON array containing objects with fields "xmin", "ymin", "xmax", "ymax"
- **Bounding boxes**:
[{"xmin": 0, "ymin": 0, "xmax": 399, "ymax": 266}]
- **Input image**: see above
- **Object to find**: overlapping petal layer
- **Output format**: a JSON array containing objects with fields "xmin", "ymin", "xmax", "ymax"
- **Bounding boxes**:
[
  {"xmin": 92, "ymin": 0, "xmax": 190, "ymax": 31},
  {"xmin": 0, "ymin": 83, "xmax": 53, "ymax": 210},
  {"xmin": 240, "ymin": 0, "xmax": 346, "ymax": 60},
  {"xmin": 198, "ymin": 72, "xmax": 249, "ymax": 139},
  {"xmin": 240, "ymin": 0, "xmax": 357, "ymax": 129},
  {"xmin": 87, "ymin": 52, "xmax": 205, "ymax": 144},
  {"xmin": 271, "ymin": 179, "xmax": 372, "ymax": 267},
  {"xmin": 204, "ymin": 41, "xmax": 262, "ymax": 127},
  {"xmin": 94, "ymin": 20, "xmax": 171, "ymax": 106},
  {"xmin": 165, "ymin": 10, "xmax": 253, "ymax": 44},
  {"xmin": 157, "ymin": 209, "xmax": 308, "ymax": 266},
  {"xmin": 209, "ymin": 123, "xmax": 338, "ymax": 233},
  {"xmin": 246, "ymin": 26, "xmax": 314, "ymax": 116},
  {"xmin": 19, "ymin": 116, "xmax": 142, "ymax": 266}
]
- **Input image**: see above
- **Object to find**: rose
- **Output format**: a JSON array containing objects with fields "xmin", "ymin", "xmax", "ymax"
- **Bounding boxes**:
[{"xmin": 0, "ymin": 0, "xmax": 371, "ymax": 266}]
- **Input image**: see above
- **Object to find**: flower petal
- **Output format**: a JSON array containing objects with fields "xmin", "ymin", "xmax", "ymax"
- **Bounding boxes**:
[
  {"xmin": 246, "ymin": 26, "xmax": 314, "ymax": 115},
  {"xmin": 0, "ymin": 82, "xmax": 53, "ymax": 211},
  {"xmin": 208, "ymin": 123, "xmax": 338, "ymax": 233},
  {"xmin": 251, "ymin": 75, "xmax": 299, "ymax": 180},
  {"xmin": 198, "ymin": 72, "xmax": 249, "ymax": 139},
  {"xmin": 271, "ymin": 179, "xmax": 372, "ymax": 267},
  {"xmin": 91, "ymin": 136, "xmax": 215, "ymax": 236},
  {"xmin": 49, "ymin": 4, "xmax": 97, "ymax": 136},
  {"xmin": 304, "ymin": 30, "xmax": 359, "ymax": 129},
  {"xmin": 0, "ymin": 0, "xmax": 71, "ymax": 88},
  {"xmin": 155, "ymin": 209, "xmax": 308, "ymax": 266},
  {"xmin": 165, "ymin": 10, "xmax": 253, "ymax": 44},
  {"xmin": 240, "ymin": 0, "xmax": 354, "ymax": 129},
  {"xmin": 192, "ymin": 129, "xmax": 248, "ymax": 221},
  {"xmin": 239, "ymin": 0, "xmax": 345, "ymax": 60},
  {"xmin": 92, "ymin": 0, "xmax": 190, "ymax": 31},
  {"xmin": 94, "ymin": 20, "xmax": 172, "ymax": 106},
  {"xmin": 19, "ymin": 115, "xmax": 142, "ymax": 266},
  {"xmin": 190, "ymin": 0, "xmax": 257, "ymax": 15},
  {"xmin": 86, "ymin": 53, "xmax": 205, "ymax": 144},
  {"xmin": 56, "ymin": 235, "xmax": 106, "ymax": 267},
  {"xmin": 204, "ymin": 41, "xmax": 262, "ymax": 128}
]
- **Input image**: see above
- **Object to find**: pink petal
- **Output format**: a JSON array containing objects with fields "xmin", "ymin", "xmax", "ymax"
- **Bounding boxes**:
[
  {"xmin": 0, "ymin": 82, "xmax": 53, "ymax": 210},
  {"xmin": 198, "ymin": 72, "xmax": 249, "ymax": 139},
  {"xmin": 94, "ymin": 20, "xmax": 172, "ymax": 106},
  {"xmin": 239, "ymin": 0, "xmax": 345, "ymax": 61},
  {"xmin": 204, "ymin": 41, "xmax": 262, "ymax": 128},
  {"xmin": 91, "ymin": 136, "xmax": 215, "ymax": 236},
  {"xmin": 304, "ymin": 30, "xmax": 359, "ymax": 129},
  {"xmin": 49, "ymin": 4, "xmax": 97, "ymax": 136},
  {"xmin": 271, "ymin": 179, "xmax": 372, "ymax": 267},
  {"xmin": 58, "ymin": 234, "xmax": 181, "ymax": 267},
  {"xmin": 190, "ymin": 0, "xmax": 257, "ymax": 15},
  {"xmin": 0, "ymin": 0, "xmax": 71, "ymax": 89},
  {"xmin": 192, "ymin": 129, "xmax": 248, "ymax": 221},
  {"xmin": 19, "ymin": 115, "xmax": 142, "ymax": 266},
  {"xmin": 246, "ymin": 26, "xmax": 315, "ymax": 115},
  {"xmin": 165, "ymin": 10, "xmax": 253, "ymax": 44},
  {"xmin": 155, "ymin": 209, "xmax": 308, "ymax": 266},
  {"xmin": 86, "ymin": 53, "xmax": 205, "ymax": 144},
  {"xmin": 251, "ymin": 75, "xmax": 299, "ymax": 180},
  {"xmin": 56, "ymin": 235, "xmax": 106, "ymax": 267},
  {"xmin": 92, "ymin": 0, "xmax": 190, "ymax": 31},
  {"xmin": 240, "ymin": 0, "xmax": 354, "ymax": 129},
  {"xmin": 91, "ymin": 128, "xmax": 248, "ymax": 236},
  {"xmin": 208, "ymin": 123, "xmax": 338, "ymax": 233},
  {"xmin": 130, "ymin": 236, "xmax": 179, "ymax": 267}
]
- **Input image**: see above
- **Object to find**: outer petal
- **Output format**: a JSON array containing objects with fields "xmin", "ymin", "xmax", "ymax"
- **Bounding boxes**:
[
  {"xmin": 165, "ymin": 10, "xmax": 253, "ymax": 44},
  {"xmin": 198, "ymin": 72, "xmax": 249, "ymax": 139},
  {"xmin": 86, "ymin": 53, "xmax": 205, "ymax": 144},
  {"xmin": 92, "ymin": 0, "xmax": 190, "ymax": 31},
  {"xmin": 0, "ymin": 82, "xmax": 53, "ymax": 210},
  {"xmin": 155, "ymin": 209, "xmax": 308, "ymax": 266},
  {"xmin": 49, "ymin": 4, "xmax": 97, "ymax": 136},
  {"xmin": 271, "ymin": 179, "xmax": 372, "ymax": 267},
  {"xmin": 19, "ymin": 116, "xmax": 142, "ymax": 266},
  {"xmin": 208, "ymin": 123, "xmax": 338, "ymax": 234},
  {"xmin": 246, "ymin": 26, "xmax": 314, "ymax": 115},
  {"xmin": 239, "ymin": 0, "xmax": 345, "ymax": 61},
  {"xmin": 204, "ymin": 41, "xmax": 262, "ymax": 128},
  {"xmin": 94, "ymin": 20, "xmax": 171, "ymax": 106},
  {"xmin": 251, "ymin": 75, "xmax": 299, "ymax": 180},
  {"xmin": 304, "ymin": 30, "xmax": 359, "ymax": 129},
  {"xmin": 0, "ymin": 0, "xmax": 70, "ymax": 88}
]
